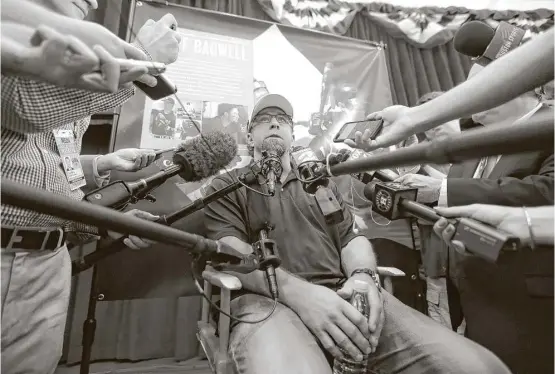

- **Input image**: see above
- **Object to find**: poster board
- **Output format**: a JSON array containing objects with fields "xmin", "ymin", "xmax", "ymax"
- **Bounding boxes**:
[{"xmin": 98, "ymin": 2, "xmax": 393, "ymax": 300}]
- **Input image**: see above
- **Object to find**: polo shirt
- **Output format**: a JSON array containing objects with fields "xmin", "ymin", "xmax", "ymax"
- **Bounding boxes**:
[{"xmin": 203, "ymin": 164, "xmax": 364, "ymax": 289}]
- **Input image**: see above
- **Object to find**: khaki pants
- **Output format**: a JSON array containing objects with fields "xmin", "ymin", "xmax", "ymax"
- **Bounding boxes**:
[
  {"xmin": 426, "ymin": 277, "xmax": 466, "ymax": 334},
  {"xmin": 1, "ymin": 245, "xmax": 71, "ymax": 374}
]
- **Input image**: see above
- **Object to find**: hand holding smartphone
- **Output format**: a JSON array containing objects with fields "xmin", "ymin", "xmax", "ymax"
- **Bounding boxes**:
[{"xmin": 333, "ymin": 119, "xmax": 384, "ymax": 143}]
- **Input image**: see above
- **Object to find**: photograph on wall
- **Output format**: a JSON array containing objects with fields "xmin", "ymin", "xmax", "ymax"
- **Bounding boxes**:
[
  {"xmin": 139, "ymin": 27, "xmax": 253, "ymax": 150},
  {"xmin": 201, "ymin": 101, "xmax": 249, "ymax": 145}
]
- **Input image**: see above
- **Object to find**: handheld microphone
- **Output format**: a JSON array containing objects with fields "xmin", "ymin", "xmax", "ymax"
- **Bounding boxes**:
[
  {"xmin": 291, "ymin": 146, "xmax": 343, "ymax": 224},
  {"xmin": 363, "ymin": 182, "xmax": 520, "ymax": 263},
  {"xmin": 291, "ymin": 147, "xmax": 329, "ymax": 193},
  {"xmin": 84, "ymin": 132, "xmax": 238, "ymax": 209},
  {"xmin": 254, "ymin": 224, "xmax": 282, "ymax": 300},
  {"xmin": 454, "ymin": 21, "xmax": 526, "ymax": 66},
  {"xmin": 260, "ymin": 138, "xmax": 285, "ymax": 196}
]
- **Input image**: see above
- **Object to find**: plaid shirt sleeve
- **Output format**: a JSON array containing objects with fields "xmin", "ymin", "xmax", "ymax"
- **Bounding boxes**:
[{"xmin": 1, "ymin": 75, "xmax": 134, "ymax": 134}]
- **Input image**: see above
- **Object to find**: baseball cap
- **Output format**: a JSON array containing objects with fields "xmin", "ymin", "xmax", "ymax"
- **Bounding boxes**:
[
  {"xmin": 163, "ymin": 97, "xmax": 175, "ymax": 104},
  {"xmin": 248, "ymin": 94, "xmax": 294, "ymax": 131}
]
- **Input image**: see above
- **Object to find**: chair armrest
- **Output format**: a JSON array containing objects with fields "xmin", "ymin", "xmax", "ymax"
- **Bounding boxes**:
[
  {"xmin": 377, "ymin": 266, "xmax": 405, "ymax": 277},
  {"xmin": 202, "ymin": 268, "xmax": 243, "ymax": 291}
]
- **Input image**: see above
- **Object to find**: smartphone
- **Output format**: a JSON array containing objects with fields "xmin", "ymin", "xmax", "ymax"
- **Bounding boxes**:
[
  {"xmin": 134, "ymin": 74, "xmax": 178, "ymax": 100},
  {"xmin": 333, "ymin": 119, "xmax": 383, "ymax": 143},
  {"xmin": 114, "ymin": 58, "xmax": 166, "ymax": 75}
]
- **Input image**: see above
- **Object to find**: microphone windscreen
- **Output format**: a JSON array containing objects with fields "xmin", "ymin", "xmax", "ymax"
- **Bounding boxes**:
[
  {"xmin": 453, "ymin": 21, "xmax": 495, "ymax": 57},
  {"xmin": 173, "ymin": 131, "xmax": 238, "ymax": 181},
  {"xmin": 363, "ymin": 182, "xmax": 376, "ymax": 201},
  {"xmin": 261, "ymin": 137, "xmax": 286, "ymax": 157}
]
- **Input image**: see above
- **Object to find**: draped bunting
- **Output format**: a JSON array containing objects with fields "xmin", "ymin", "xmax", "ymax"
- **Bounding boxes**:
[{"xmin": 257, "ymin": 0, "xmax": 554, "ymax": 48}]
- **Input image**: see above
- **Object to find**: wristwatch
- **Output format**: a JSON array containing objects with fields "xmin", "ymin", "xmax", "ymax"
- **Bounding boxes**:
[{"xmin": 350, "ymin": 268, "xmax": 382, "ymax": 293}]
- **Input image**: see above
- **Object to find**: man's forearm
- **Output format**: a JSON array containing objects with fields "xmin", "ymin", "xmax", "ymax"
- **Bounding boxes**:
[
  {"xmin": 340, "ymin": 236, "xmax": 378, "ymax": 277},
  {"xmin": 220, "ymin": 236, "xmax": 311, "ymax": 306},
  {"xmin": 4, "ymin": 1, "xmax": 86, "ymax": 40},
  {"xmin": 408, "ymin": 28, "xmax": 554, "ymax": 133}
]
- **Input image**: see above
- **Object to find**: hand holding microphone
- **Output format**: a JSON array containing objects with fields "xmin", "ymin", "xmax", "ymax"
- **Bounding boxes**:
[
  {"xmin": 433, "ymin": 204, "xmax": 555, "ymax": 253},
  {"xmin": 96, "ymin": 148, "xmax": 159, "ymax": 174},
  {"xmin": 85, "ymin": 132, "xmax": 238, "ymax": 209}
]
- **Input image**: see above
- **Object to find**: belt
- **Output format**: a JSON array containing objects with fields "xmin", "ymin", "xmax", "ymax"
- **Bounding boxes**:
[{"xmin": 1, "ymin": 226, "xmax": 66, "ymax": 251}]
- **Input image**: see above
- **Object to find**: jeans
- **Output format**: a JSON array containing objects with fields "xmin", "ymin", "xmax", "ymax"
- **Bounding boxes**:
[
  {"xmin": 228, "ymin": 292, "xmax": 510, "ymax": 374},
  {"xmin": 1, "ymin": 245, "xmax": 71, "ymax": 374}
]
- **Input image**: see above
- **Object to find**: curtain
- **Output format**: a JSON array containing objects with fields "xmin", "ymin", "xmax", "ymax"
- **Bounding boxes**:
[{"xmin": 346, "ymin": 11, "xmax": 473, "ymax": 106}]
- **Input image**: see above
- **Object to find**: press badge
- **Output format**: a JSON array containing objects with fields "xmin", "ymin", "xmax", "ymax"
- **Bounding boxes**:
[{"xmin": 53, "ymin": 129, "xmax": 86, "ymax": 190}]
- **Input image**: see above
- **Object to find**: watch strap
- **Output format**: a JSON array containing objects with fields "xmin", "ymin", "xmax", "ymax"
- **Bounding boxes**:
[{"xmin": 350, "ymin": 268, "xmax": 382, "ymax": 292}]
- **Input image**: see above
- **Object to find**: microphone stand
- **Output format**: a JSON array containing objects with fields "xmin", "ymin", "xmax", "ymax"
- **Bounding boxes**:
[{"xmin": 71, "ymin": 167, "xmax": 260, "ymax": 276}]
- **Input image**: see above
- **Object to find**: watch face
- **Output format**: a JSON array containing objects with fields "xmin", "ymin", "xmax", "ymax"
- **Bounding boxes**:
[{"xmin": 374, "ymin": 190, "xmax": 392, "ymax": 213}]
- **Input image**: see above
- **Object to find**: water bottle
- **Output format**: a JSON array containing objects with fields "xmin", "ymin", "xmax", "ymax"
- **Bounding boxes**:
[{"xmin": 333, "ymin": 280, "xmax": 371, "ymax": 374}]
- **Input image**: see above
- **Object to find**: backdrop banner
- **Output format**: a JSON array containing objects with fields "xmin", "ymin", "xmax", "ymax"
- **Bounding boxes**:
[{"xmin": 99, "ymin": 2, "xmax": 393, "ymax": 300}]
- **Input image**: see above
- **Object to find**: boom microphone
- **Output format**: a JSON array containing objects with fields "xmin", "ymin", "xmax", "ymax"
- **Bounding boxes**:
[
  {"xmin": 318, "ymin": 114, "xmax": 553, "ymax": 179},
  {"xmin": 454, "ymin": 21, "xmax": 525, "ymax": 66},
  {"xmin": 85, "ymin": 132, "xmax": 238, "ymax": 209},
  {"xmin": 363, "ymin": 182, "xmax": 520, "ymax": 263},
  {"xmin": 73, "ymin": 167, "xmax": 260, "ymax": 275},
  {"xmin": 1, "ymin": 178, "xmax": 248, "ymax": 263}
]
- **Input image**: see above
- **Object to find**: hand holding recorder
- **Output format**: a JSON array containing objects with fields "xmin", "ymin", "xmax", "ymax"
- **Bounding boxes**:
[{"xmin": 433, "ymin": 204, "xmax": 555, "ymax": 253}]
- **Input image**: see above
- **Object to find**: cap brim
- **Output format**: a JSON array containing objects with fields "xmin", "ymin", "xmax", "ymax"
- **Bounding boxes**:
[{"xmin": 250, "ymin": 94, "xmax": 294, "ymax": 120}]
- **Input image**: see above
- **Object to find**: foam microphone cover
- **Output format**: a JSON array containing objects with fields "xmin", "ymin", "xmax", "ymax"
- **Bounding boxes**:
[
  {"xmin": 453, "ymin": 21, "xmax": 496, "ymax": 57},
  {"xmin": 363, "ymin": 182, "xmax": 376, "ymax": 201},
  {"xmin": 172, "ymin": 131, "xmax": 238, "ymax": 181}
]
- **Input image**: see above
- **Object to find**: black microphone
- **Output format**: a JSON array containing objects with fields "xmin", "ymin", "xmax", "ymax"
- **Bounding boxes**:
[
  {"xmin": 1, "ymin": 178, "xmax": 249, "ymax": 264},
  {"xmin": 84, "ymin": 131, "xmax": 238, "ymax": 209},
  {"xmin": 260, "ymin": 138, "xmax": 285, "ymax": 196},
  {"xmin": 291, "ymin": 146, "xmax": 343, "ymax": 224},
  {"xmin": 317, "ymin": 114, "xmax": 553, "ymax": 179},
  {"xmin": 454, "ymin": 20, "xmax": 526, "ymax": 66},
  {"xmin": 72, "ymin": 167, "xmax": 260, "ymax": 275},
  {"xmin": 363, "ymin": 182, "xmax": 520, "ymax": 263}
]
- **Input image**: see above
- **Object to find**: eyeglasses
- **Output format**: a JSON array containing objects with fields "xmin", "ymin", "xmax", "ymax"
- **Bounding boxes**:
[{"xmin": 253, "ymin": 114, "xmax": 293, "ymax": 125}]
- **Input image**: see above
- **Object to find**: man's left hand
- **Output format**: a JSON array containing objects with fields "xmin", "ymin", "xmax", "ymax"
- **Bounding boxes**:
[
  {"xmin": 337, "ymin": 274, "xmax": 384, "ymax": 353},
  {"xmin": 98, "ymin": 148, "xmax": 157, "ymax": 173},
  {"xmin": 394, "ymin": 173, "xmax": 442, "ymax": 203},
  {"xmin": 135, "ymin": 13, "xmax": 181, "ymax": 64}
]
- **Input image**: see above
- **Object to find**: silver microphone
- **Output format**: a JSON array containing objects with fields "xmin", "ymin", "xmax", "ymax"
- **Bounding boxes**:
[{"xmin": 260, "ymin": 138, "xmax": 285, "ymax": 196}]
